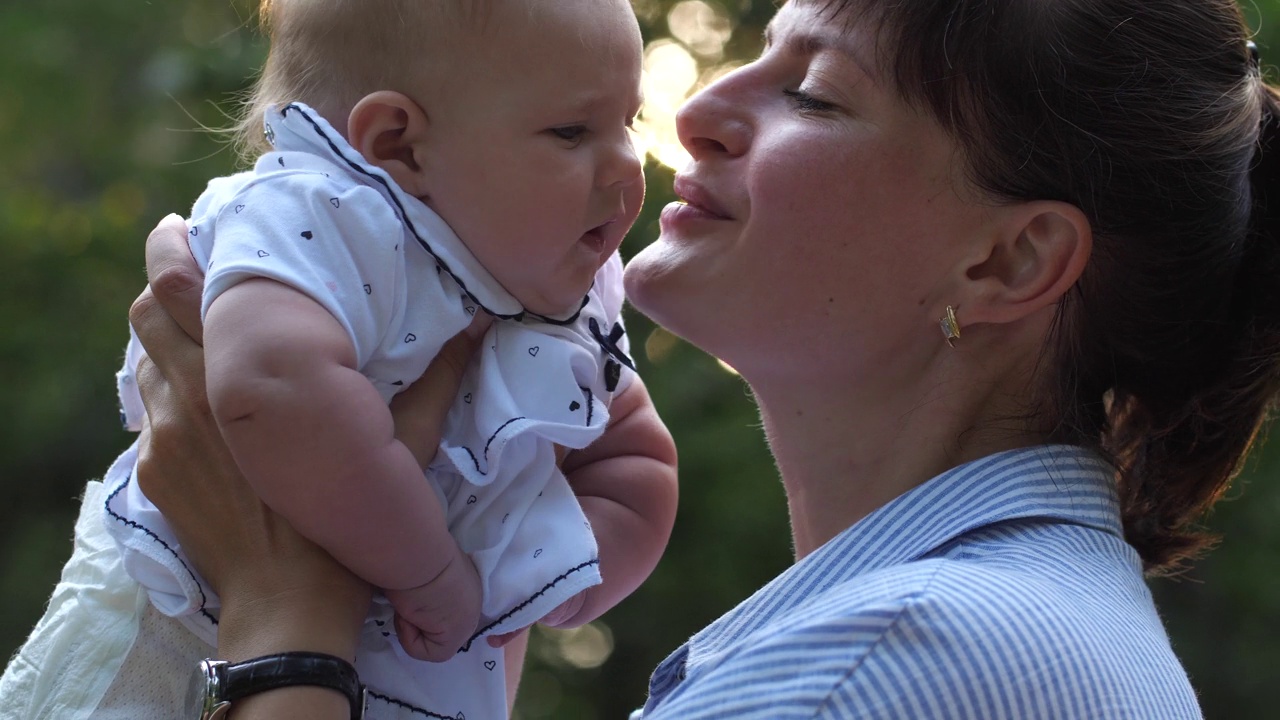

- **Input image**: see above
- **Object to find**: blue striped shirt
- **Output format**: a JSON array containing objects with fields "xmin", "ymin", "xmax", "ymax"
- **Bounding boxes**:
[{"xmin": 633, "ymin": 445, "xmax": 1202, "ymax": 719}]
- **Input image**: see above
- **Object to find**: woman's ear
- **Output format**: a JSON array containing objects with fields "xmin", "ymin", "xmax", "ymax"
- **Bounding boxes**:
[
  {"xmin": 954, "ymin": 200, "xmax": 1092, "ymax": 328},
  {"xmin": 348, "ymin": 91, "xmax": 432, "ymax": 197}
]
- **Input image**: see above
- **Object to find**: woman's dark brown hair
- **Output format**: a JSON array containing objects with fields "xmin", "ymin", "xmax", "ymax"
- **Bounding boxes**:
[{"xmin": 822, "ymin": 0, "xmax": 1280, "ymax": 573}]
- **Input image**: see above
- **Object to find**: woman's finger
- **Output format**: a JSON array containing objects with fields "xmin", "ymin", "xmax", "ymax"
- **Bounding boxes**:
[
  {"xmin": 144, "ymin": 213, "xmax": 205, "ymax": 345},
  {"xmin": 427, "ymin": 311, "xmax": 493, "ymax": 392},
  {"xmin": 133, "ymin": 354, "xmax": 224, "ymax": 521},
  {"xmin": 129, "ymin": 286, "xmax": 206, "ymax": 402}
]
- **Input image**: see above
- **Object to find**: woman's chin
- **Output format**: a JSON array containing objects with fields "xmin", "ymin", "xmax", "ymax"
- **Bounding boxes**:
[
  {"xmin": 625, "ymin": 244, "xmax": 724, "ymax": 351},
  {"xmin": 623, "ymin": 242, "xmax": 686, "ymax": 321}
]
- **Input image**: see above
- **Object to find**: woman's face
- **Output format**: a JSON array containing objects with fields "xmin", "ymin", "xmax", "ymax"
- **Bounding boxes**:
[{"xmin": 625, "ymin": 0, "xmax": 993, "ymax": 381}]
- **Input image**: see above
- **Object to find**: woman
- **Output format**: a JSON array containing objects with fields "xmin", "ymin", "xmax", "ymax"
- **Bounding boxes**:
[{"xmin": 49, "ymin": 0, "xmax": 1280, "ymax": 716}]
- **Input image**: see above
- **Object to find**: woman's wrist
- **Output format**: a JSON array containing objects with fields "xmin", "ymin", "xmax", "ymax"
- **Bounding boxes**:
[{"xmin": 217, "ymin": 584, "xmax": 370, "ymax": 664}]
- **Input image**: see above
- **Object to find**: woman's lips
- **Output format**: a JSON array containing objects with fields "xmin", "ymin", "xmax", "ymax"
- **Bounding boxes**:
[
  {"xmin": 661, "ymin": 176, "xmax": 732, "ymax": 233},
  {"xmin": 672, "ymin": 175, "xmax": 732, "ymax": 219},
  {"xmin": 660, "ymin": 201, "xmax": 726, "ymax": 230}
]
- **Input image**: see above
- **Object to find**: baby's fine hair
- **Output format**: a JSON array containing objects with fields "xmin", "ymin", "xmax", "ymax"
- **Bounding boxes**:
[
  {"xmin": 232, "ymin": 0, "xmax": 509, "ymax": 163},
  {"xmin": 820, "ymin": 0, "xmax": 1280, "ymax": 574}
]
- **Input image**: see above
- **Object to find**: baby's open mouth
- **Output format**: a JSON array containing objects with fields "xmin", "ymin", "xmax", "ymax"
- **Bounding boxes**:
[{"xmin": 580, "ymin": 223, "xmax": 610, "ymax": 250}]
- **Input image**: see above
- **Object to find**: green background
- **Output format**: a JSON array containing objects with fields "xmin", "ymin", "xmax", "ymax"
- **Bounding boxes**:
[{"xmin": 1, "ymin": 1, "xmax": 1277, "ymax": 717}]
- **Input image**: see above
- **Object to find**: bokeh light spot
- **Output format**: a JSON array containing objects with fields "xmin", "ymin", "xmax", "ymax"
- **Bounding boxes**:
[{"xmin": 667, "ymin": 1, "xmax": 735, "ymax": 59}]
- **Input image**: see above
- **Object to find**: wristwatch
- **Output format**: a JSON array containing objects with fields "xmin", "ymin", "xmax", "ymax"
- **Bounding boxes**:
[{"xmin": 185, "ymin": 651, "xmax": 366, "ymax": 719}]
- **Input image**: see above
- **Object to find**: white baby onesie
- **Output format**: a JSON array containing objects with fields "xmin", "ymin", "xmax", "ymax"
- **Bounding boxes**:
[{"xmin": 104, "ymin": 103, "xmax": 635, "ymax": 719}]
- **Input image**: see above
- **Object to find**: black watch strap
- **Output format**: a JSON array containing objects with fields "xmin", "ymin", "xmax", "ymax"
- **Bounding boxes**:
[{"xmin": 222, "ymin": 651, "xmax": 365, "ymax": 720}]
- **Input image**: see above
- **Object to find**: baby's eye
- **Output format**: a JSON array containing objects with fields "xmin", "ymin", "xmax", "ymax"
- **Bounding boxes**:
[{"xmin": 550, "ymin": 125, "xmax": 588, "ymax": 143}]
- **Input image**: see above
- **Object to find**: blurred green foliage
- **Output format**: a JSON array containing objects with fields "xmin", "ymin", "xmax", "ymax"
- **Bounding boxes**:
[{"xmin": 1, "ymin": 1, "xmax": 1277, "ymax": 717}]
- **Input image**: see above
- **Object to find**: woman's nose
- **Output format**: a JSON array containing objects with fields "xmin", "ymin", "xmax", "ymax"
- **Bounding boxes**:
[{"xmin": 676, "ymin": 70, "xmax": 753, "ymax": 161}]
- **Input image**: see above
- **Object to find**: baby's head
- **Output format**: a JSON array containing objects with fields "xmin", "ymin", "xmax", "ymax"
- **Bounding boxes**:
[{"xmin": 239, "ymin": 0, "xmax": 645, "ymax": 317}]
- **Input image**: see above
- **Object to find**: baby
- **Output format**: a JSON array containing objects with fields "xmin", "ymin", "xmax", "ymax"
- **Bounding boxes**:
[{"xmin": 103, "ymin": 0, "xmax": 675, "ymax": 717}]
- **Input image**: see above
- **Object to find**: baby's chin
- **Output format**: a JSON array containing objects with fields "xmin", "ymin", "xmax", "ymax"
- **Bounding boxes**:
[
  {"xmin": 507, "ymin": 262, "xmax": 608, "ymax": 319},
  {"xmin": 515, "ymin": 285, "xmax": 595, "ymax": 320}
]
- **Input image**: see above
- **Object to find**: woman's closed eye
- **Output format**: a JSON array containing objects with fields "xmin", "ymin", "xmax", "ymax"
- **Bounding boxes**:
[{"xmin": 783, "ymin": 89, "xmax": 838, "ymax": 114}]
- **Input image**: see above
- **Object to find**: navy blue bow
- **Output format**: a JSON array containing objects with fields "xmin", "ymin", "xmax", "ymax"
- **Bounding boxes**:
[{"xmin": 589, "ymin": 318, "xmax": 635, "ymax": 392}]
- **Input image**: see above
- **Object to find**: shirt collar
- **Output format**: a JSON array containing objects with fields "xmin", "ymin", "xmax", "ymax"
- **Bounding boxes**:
[{"xmin": 685, "ymin": 444, "xmax": 1123, "ymax": 663}]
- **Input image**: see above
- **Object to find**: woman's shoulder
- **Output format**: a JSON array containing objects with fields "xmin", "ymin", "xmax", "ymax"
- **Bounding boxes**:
[
  {"xmin": 657, "ymin": 559, "xmax": 1200, "ymax": 719},
  {"xmin": 777, "ymin": 555, "xmax": 1169, "ymax": 658},
  {"xmin": 763, "ymin": 558, "xmax": 1200, "ymax": 718}
]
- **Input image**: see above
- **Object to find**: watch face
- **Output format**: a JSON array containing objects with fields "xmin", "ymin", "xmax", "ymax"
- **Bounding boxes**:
[{"xmin": 183, "ymin": 660, "xmax": 225, "ymax": 720}]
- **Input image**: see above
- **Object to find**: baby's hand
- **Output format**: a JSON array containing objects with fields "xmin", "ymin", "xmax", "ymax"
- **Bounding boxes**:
[
  {"xmin": 485, "ymin": 589, "xmax": 588, "ymax": 649},
  {"xmin": 384, "ymin": 549, "xmax": 482, "ymax": 662}
]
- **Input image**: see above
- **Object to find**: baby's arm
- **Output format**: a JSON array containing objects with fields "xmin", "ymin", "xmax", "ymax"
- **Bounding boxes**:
[
  {"xmin": 204, "ymin": 278, "xmax": 479, "ymax": 660},
  {"xmin": 549, "ymin": 377, "xmax": 679, "ymax": 628}
]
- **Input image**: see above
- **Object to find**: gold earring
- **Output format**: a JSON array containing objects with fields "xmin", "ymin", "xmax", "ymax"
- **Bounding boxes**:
[{"xmin": 940, "ymin": 305, "xmax": 961, "ymax": 347}]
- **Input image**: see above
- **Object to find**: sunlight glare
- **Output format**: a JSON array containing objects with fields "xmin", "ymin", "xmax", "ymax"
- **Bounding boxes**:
[{"xmin": 638, "ymin": 39, "xmax": 699, "ymax": 170}]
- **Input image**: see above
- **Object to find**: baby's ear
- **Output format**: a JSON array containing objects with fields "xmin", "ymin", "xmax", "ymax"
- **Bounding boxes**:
[{"xmin": 348, "ymin": 91, "xmax": 431, "ymax": 196}]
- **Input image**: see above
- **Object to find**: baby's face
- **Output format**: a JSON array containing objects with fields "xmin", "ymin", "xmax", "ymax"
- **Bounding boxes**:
[{"xmin": 415, "ymin": 0, "xmax": 645, "ymax": 317}]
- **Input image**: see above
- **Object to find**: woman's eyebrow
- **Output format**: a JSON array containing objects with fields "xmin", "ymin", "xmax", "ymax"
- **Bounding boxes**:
[{"xmin": 763, "ymin": 22, "xmax": 880, "ymax": 86}]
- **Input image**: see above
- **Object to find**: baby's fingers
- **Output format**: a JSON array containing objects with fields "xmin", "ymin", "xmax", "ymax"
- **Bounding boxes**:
[{"xmin": 394, "ymin": 614, "xmax": 461, "ymax": 663}]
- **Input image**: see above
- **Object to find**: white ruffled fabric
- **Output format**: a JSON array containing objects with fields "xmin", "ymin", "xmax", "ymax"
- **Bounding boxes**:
[{"xmin": 0, "ymin": 482, "xmax": 207, "ymax": 720}]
